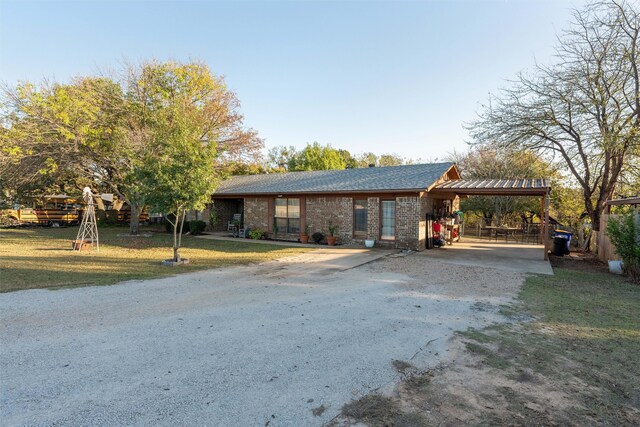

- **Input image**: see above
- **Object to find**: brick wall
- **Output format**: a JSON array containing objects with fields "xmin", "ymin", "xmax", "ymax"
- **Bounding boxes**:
[
  {"xmin": 305, "ymin": 196, "xmax": 354, "ymax": 244},
  {"xmin": 396, "ymin": 196, "xmax": 420, "ymax": 250},
  {"xmin": 244, "ymin": 197, "xmax": 270, "ymax": 231},
  {"xmin": 239, "ymin": 193, "xmax": 425, "ymax": 250}
]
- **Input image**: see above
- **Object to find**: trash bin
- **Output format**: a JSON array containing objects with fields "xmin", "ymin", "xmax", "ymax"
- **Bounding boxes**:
[
  {"xmin": 553, "ymin": 230, "xmax": 573, "ymax": 254},
  {"xmin": 552, "ymin": 236, "xmax": 568, "ymax": 256},
  {"xmin": 425, "ymin": 213, "xmax": 434, "ymax": 249}
]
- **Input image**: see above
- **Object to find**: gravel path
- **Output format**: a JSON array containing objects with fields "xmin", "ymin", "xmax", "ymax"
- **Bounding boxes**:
[{"xmin": 1, "ymin": 251, "xmax": 525, "ymax": 426}]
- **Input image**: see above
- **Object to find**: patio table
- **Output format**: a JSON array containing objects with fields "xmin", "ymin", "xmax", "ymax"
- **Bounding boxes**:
[{"xmin": 484, "ymin": 226, "xmax": 520, "ymax": 242}]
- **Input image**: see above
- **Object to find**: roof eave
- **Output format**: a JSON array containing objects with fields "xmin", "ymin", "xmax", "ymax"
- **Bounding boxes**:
[
  {"xmin": 430, "ymin": 188, "xmax": 550, "ymax": 196},
  {"xmin": 214, "ymin": 188, "xmax": 429, "ymax": 197}
]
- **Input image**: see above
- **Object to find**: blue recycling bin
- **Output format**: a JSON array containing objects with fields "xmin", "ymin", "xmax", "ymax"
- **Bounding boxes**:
[{"xmin": 553, "ymin": 230, "xmax": 573, "ymax": 254}]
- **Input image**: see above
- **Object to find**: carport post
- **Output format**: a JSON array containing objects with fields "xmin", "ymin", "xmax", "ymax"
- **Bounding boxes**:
[
  {"xmin": 543, "ymin": 191, "xmax": 550, "ymax": 260},
  {"xmin": 539, "ymin": 197, "xmax": 544, "ymax": 245}
]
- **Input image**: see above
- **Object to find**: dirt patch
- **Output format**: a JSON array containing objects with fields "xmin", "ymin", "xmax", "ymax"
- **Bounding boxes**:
[
  {"xmin": 394, "ymin": 334, "xmax": 582, "ymax": 426},
  {"xmin": 549, "ymin": 251, "xmax": 609, "ymax": 273},
  {"xmin": 334, "ymin": 394, "xmax": 429, "ymax": 427},
  {"xmin": 311, "ymin": 404, "xmax": 326, "ymax": 417},
  {"xmin": 331, "ymin": 257, "xmax": 640, "ymax": 426}
]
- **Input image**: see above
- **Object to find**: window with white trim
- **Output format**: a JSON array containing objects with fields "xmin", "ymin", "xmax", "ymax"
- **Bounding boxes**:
[
  {"xmin": 380, "ymin": 200, "xmax": 395, "ymax": 240},
  {"xmin": 353, "ymin": 199, "xmax": 368, "ymax": 235},
  {"xmin": 275, "ymin": 198, "xmax": 300, "ymax": 233}
]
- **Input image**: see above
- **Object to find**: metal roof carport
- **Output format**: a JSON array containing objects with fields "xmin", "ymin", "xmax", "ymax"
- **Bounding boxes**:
[{"xmin": 430, "ymin": 179, "xmax": 552, "ymax": 260}]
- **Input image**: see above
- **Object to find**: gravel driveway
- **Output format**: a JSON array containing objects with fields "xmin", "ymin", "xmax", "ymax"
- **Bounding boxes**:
[{"xmin": 1, "ymin": 249, "xmax": 525, "ymax": 426}]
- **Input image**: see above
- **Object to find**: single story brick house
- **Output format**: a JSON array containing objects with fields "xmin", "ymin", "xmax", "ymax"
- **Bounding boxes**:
[{"xmin": 210, "ymin": 162, "xmax": 462, "ymax": 250}]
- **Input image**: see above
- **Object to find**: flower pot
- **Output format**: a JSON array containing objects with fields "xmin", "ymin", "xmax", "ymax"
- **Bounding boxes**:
[
  {"xmin": 608, "ymin": 260, "xmax": 624, "ymax": 275},
  {"xmin": 300, "ymin": 235, "xmax": 309, "ymax": 244},
  {"xmin": 364, "ymin": 239, "xmax": 375, "ymax": 248},
  {"xmin": 71, "ymin": 240, "xmax": 91, "ymax": 251},
  {"xmin": 326, "ymin": 236, "xmax": 337, "ymax": 246}
]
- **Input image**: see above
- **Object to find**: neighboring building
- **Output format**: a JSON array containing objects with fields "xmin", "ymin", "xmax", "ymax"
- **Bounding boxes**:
[{"xmin": 210, "ymin": 163, "xmax": 461, "ymax": 251}]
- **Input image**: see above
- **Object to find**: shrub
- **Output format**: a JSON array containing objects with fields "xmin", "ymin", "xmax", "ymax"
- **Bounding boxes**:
[
  {"xmin": 189, "ymin": 220, "xmax": 207, "ymax": 236},
  {"xmin": 607, "ymin": 212, "xmax": 640, "ymax": 284},
  {"xmin": 248, "ymin": 229, "xmax": 265, "ymax": 240},
  {"xmin": 209, "ymin": 210, "xmax": 219, "ymax": 227},
  {"xmin": 165, "ymin": 214, "xmax": 191, "ymax": 234},
  {"xmin": 328, "ymin": 222, "xmax": 338, "ymax": 236},
  {"xmin": 311, "ymin": 231, "xmax": 325, "ymax": 244}
]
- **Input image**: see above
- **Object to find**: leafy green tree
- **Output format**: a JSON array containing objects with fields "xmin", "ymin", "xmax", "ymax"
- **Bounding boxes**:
[
  {"xmin": 468, "ymin": 0, "xmax": 639, "ymax": 242},
  {"xmin": 337, "ymin": 149, "xmax": 357, "ymax": 168},
  {"xmin": 1, "ymin": 77, "xmax": 126, "ymax": 207},
  {"xmin": 132, "ymin": 61, "xmax": 230, "ymax": 261},
  {"xmin": 140, "ymin": 136, "xmax": 218, "ymax": 263},
  {"xmin": 378, "ymin": 153, "xmax": 404, "ymax": 167},
  {"xmin": 288, "ymin": 142, "xmax": 346, "ymax": 171},
  {"xmin": 266, "ymin": 145, "xmax": 298, "ymax": 171},
  {"xmin": 1, "ymin": 60, "xmax": 261, "ymax": 235},
  {"xmin": 121, "ymin": 61, "xmax": 261, "ymax": 234},
  {"xmin": 355, "ymin": 152, "xmax": 379, "ymax": 168}
]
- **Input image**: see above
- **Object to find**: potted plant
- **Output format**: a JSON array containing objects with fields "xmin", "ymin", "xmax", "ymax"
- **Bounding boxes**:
[
  {"xmin": 300, "ymin": 224, "xmax": 311, "ymax": 244},
  {"xmin": 327, "ymin": 222, "xmax": 338, "ymax": 246},
  {"xmin": 311, "ymin": 231, "xmax": 324, "ymax": 244},
  {"xmin": 364, "ymin": 238, "xmax": 375, "ymax": 248}
]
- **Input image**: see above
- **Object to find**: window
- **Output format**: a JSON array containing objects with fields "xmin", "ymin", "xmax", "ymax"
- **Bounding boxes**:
[
  {"xmin": 274, "ymin": 198, "xmax": 300, "ymax": 233},
  {"xmin": 353, "ymin": 199, "xmax": 368, "ymax": 235},
  {"xmin": 380, "ymin": 200, "xmax": 395, "ymax": 240}
]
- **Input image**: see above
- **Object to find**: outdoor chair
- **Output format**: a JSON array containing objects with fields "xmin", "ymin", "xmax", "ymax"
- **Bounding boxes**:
[
  {"xmin": 227, "ymin": 213, "xmax": 242, "ymax": 232},
  {"xmin": 234, "ymin": 226, "xmax": 248, "ymax": 238}
]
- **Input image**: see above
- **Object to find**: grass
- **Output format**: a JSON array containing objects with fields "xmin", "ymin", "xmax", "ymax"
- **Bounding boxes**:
[
  {"xmin": 340, "ymin": 394, "xmax": 429, "ymax": 427},
  {"xmin": 458, "ymin": 267, "xmax": 640, "ymax": 424},
  {"xmin": 0, "ymin": 226, "xmax": 311, "ymax": 292},
  {"xmin": 340, "ymin": 395, "xmax": 401, "ymax": 426}
]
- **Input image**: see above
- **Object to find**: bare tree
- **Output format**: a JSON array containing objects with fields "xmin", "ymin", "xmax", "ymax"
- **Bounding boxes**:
[
  {"xmin": 468, "ymin": 0, "xmax": 639, "ymax": 245},
  {"xmin": 448, "ymin": 146, "xmax": 561, "ymax": 226}
]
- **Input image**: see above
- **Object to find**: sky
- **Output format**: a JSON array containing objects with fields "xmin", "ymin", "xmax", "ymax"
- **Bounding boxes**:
[{"xmin": 0, "ymin": 0, "xmax": 587, "ymax": 161}]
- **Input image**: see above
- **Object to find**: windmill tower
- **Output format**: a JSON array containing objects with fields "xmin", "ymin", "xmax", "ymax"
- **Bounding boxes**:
[{"xmin": 74, "ymin": 187, "xmax": 99, "ymax": 251}]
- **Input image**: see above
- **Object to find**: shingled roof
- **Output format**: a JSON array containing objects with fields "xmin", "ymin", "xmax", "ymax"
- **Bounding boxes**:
[{"xmin": 214, "ymin": 162, "xmax": 456, "ymax": 196}]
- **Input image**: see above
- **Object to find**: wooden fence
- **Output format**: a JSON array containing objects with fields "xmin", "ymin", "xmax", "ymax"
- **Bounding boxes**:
[
  {"xmin": 597, "ymin": 214, "xmax": 618, "ymax": 262},
  {"xmin": 597, "ymin": 212, "xmax": 639, "ymax": 262}
]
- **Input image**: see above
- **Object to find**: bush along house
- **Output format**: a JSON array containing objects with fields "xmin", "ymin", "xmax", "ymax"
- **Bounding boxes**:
[{"xmin": 209, "ymin": 163, "xmax": 462, "ymax": 251}]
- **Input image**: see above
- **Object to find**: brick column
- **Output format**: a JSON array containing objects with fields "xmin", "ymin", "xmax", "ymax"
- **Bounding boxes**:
[{"xmin": 367, "ymin": 197, "xmax": 380, "ymax": 240}]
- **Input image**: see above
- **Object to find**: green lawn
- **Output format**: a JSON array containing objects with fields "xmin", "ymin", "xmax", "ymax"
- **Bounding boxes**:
[{"xmin": 0, "ymin": 226, "xmax": 310, "ymax": 292}]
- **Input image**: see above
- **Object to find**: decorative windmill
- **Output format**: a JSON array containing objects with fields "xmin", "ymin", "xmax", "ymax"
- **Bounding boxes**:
[{"xmin": 74, "ymin": 187, "xmax": 99, "ymax": 251}]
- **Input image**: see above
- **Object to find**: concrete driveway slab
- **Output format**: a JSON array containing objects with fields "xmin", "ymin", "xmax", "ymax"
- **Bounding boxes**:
[
  {"xmin": 422, "ymin": 238, "xmax": 553, "ymax": 275},
  {"xmin": 0, "ymin": 248, "xmax": 524, "ymax": 426}
]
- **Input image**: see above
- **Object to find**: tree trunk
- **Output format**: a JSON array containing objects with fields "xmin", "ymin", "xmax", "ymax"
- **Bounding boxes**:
[
  {"xmin": 94, "ymin": 196, "xmax": 106, "ymax": 221},
  {"xmin": 129, "ymin": 203, "xmax": 141, "ymax": 235},
  {"xmin": 177, "ymin": 210, "xmax": 186, "ymax": 251},
  {"xmin": 171, "ymin": 209, "xmax": 187, "ymax": 262},
  {"xmin": 172, "ymin": 215, "xmax": 180, "ymax": 262}
]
